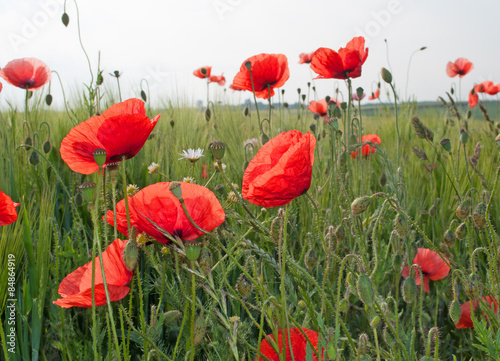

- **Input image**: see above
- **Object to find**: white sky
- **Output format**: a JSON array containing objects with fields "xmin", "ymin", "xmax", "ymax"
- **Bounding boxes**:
[{"xmin": 1, "ymin": 0, "xmax": 499, "ymax": 108}]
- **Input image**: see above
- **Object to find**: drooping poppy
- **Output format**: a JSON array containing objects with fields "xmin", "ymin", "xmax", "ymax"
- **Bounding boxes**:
[
  {"xmin": 209, "ymin": 74, "xmax": 226, "ymax": 86},
  {"xmin": 310, "ymin": 36, "xmax": 368, "ymax": 80},
  {"xmin": 455, "ymin": 296, "xmax": 498, "ymax": 329},
  {"xmin": 446, "ymin": 58, "xmax": 474, "ymax": 78},
  {"xmin": 60, "ymin": 98, "xmax": 160, "ymax": 174},
  {"xmin": 53, "ymin": 239, "xmax": 133, "ymax": 308},
  {"xmin": 242, "ymin": 130, "xmax": 315, "ymax": 207},
  {"xmin": 0, "ymin": 191, "xmax": 19, "ymax": 226},
  {"xmin": 402, "ymin": 248, "xmax": 450, "ymax": 293},
  {"xmin": 368, "ymin": 88, "xmax": 380, "ymax": 100},
  {"xmin": 256, "ymin": 328, "xmax": 323, "ymax": 361},
  {"xmin": 231, "ymin": 53, "xmax": 290, "ymax": 99},
  {"xmin": 193, "ymin": 66, "xmax": 212, "ymax": 79},
  {"xmin": 114, "ymin": 182, "xmax": 224, "ymax": 244},
  {"xmin": 0, "ymin": 57, "xmax": 50, "ymax": 90},
  {"xmin": 469, "ymin": 89, "xmax": 478, "ymax": 108},
  {"xmin": 350, "ymin": 134, "xmax": 381, "ymax": 158},
  {"xmin": 298, "ymin": 52, "xmax": 314, "ymax": 64}
]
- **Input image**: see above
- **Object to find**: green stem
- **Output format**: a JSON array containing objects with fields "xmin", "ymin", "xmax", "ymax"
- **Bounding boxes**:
[{"xmin": 190, "ymin": 263, "xmax": 196, "ymax": 361}]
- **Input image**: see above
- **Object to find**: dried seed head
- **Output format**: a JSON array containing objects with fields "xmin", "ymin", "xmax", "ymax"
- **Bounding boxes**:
[{"xmin": 411, "ymin": 147, "xmax": 428, "ymax": 161}]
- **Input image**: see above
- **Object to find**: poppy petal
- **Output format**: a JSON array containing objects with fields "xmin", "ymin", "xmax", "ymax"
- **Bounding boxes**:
[{"xmin": 0, "ymin": 191, "xmax": 19, "ymax": 226}]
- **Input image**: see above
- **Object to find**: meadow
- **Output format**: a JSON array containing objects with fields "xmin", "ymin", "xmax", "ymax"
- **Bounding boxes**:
[{"xmin": 1, "ymin": 16, "xmax": 500, "ymax": 361}]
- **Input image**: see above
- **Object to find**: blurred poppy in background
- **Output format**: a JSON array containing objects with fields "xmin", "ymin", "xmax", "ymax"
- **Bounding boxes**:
[
  {"xmin": 193, "ymin": 66, "xmax": 212, "ymax": 79},
  {"xmin": 209, "ymin": 74, "xmax": 226, "ymax": 86},
  {"xmin": 446, "ymin": 58, "xmax": 473, "ymax": 78},
  {"xmin": 242, "ymin": 130, "xmax": 315, "ymax": 207},
  {"xmin": 232, "ymin": 53, "xmax": 290, "ymax": 99},
  {"xmin": 53, "ymin": 239, "xmax": 133, "ymax": 308},
  {"xmin": 350, "ymin": 134, "xmax": 381, "ymax": 158},
  {"xmin": 298, "ymin": 52, "xmax": 314, "ymax": 64},
  {"xmin": 368, "ymin": 88, "xmax": 380, "ymax": 100},
  {"xmin": 455, "ymin": 296, "xmax": 498, "ymax": 329},
  {"xmin": 60, "ymin": 98, "xmax": 160, "ymax": 174},
  {"xmin": 0, "ymin": 57, "xmax": 50, "ymax": 90}
]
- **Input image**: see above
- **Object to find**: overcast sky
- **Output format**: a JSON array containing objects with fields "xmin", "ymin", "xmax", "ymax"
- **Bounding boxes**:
[{"xmin": 1, "ymin": 0, "xmax": 499, "ymax": 108}]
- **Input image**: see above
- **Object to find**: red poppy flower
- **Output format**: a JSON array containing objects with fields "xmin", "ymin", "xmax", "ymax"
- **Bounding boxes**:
[
  {"xmin": 311, "ymin": 36, "xmax": 368, "ymax": 80},
  {"xmin": 469, "ymin": 89, "xmax": 478, "ymax": 108},
  {"xmin": 455, "ymin": 296, "xmax": 499, "ymax": 329},
  {"xmin": 53, "ymin": 239, "xmax": 133, "ymax": 308},
  {"xmin": 229, "ymin": 83, "xmax": 243, "ymax": 91},
  {"xmin": 368, "ymin": 89, "xmax": 380, "ymax": 100},
  {"xmin": 231, "ymin": 53, "xmax": 290, "ymax": 99},
  {"xmin": 446, "ymin": 58, "xmax": 473, "ymax": 78},
  {"xmin": 209, "ymin": 74, "xmax": 226, "ymax": 86},
  {"xmin": 60, "ymin": 98, "xmax": 160, "ymax": 174},
  {"xmin": 113, "ymin": 182, "xmax": 224, "ymax": 244},
  {"xmin": 105, "ymin": 197, "xmax": 134, "ymax": 237},
  {"xmin": 308, "ymin": 99, "xmax": 329, "ymax": 119},
  {"xmin": 474, "ymin": 81, "xmax": 499, "ymax": 95},
  {"xmin": 0, "ymin": 57, "xmax": 51, "ymax": 90},
  {"xmin": 298, "ymin": 52, "xmax": 314, "ymax": 64},
  {"xmin": 0, "ymin": 191, "xmax": 19, "ymax": 226},
  {"xmin": 402, "ymin": 248, "xmax": 450, "ymax": 293},
  {"xmin": 350, "ymin": 134, "xmax": 381, "ymax": 159},
  {"xmin": 193, "ymin": 66, "xmax": 212, "ymax": 79},
  {"xmin": 242, "ymin": 130, "xmax": 315, "ymax": 207},
  {"xmin": 257, "ymin": 328, "xmax": 323, "ymax": 361}
]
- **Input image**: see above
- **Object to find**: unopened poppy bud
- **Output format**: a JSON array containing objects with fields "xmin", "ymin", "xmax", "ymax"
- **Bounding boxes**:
[
  {"xmin": 370, "ymin": 316, "xmax": 381, "ymax": 328},
  {"xmin": 379, "ymin": 172, "xmax": 387, "ymax": 187},
  {"xmin": 464, "ymin": 273, "xmax": 482, "ymax": 300},
  {"xmin": 243, "ymin": 106, "xmax": 250, "ymax": 117},
  {"xmin": 297, "ymin": 88, "xmax": 301, "ymax": 95},
  {"xmin": 96, "ymin": 71, "xmax": 103, "ymax": 86},
  {"xmin": 163, "ymin": 310, "xmax": 182, "ymax": 325},
  {"xmin": 356, "ymin": 87, "xmax": 364, "ymax": 99},
  {"xmin": 45, "ymin": 94, "xmax": 53, "ymax": 106},
  {"xmin": 411, "ymin": 117, "xmax": 426, "ymax": 139},
  {"xmin": 338, "ymin": 298, "xmax": 349, "ymax": 313},
  {"xmin": 244, "ymin": 61, "xmax": 252, "ymax": 70},
  {"xmin": 260, "ymin": 132, "xmax": 269, "ymax": 145},
  {"xmin": 43, "ymin": 140, "xmax": 52, "ymax": 154},
  {"xmin": 393, "ymin": 213, "xmax": 411, "ymax": 239},
  {"xmin": 236, "ymin": 274, "xmax": 253, "ymax": 299},
  {"xmin": 61, "ymin": 12, "xmax": 69, "ymax": 27},
  {"xmin": 283, "ymin": 102, "xmax": 288, "ymax": 108},
  {"xmin": 443, "ymin": 229, "xmax": 456, "ymax": 247},
  {"xmin": 169, "ymin": 181, "xmax": 182, "ymax": 199},
  {"xmin": 334, "ymin": 224, "xmax": 345, "ymax": 242},
  {"xmin": 402, "ymin": 277, "xmax": 417, "ymax": 303},
  {"xmin": 440, "ymin": 138, "xmax": 452, "ymax": 153},
  {"xmin": 456, "ymin": 200, "xmax": 470, "ymax": 220},
  {"xmin": 346, "ymin": 272, "xmax": 356, "ymax": 289},
  {"xmin": 358, "ymin": 333, "xmax": 369, "ymax": 354},
  {"xmin": 210, "ymin": 141, "xmax": 226, "ymax": 160},
  {"xmin": 310, "ymin": 122, "xmax": 317, "ymax": 132},
  {"xmin": 351, "ymin": 196, "xmax": 373, "ymax": 216},
  {"xmin": 170, "ymin": 120, "xmax": 175, "ymax": 128},
  {"xmin": 455, "ymin": 222, "xmax": 467, "ymax": 240},
  {"xmin": 140, "ymin": 90, "xmax": 147, "ymax": 102},
  {"xmin": 301, "ymin": 94, "xmax": 306, "ymax": 102},
  {"xmin": 93, "ymin": 148, "xmax": 107, "ymax": 167},
  {"xmin": 449, "ymin": 300, "xmax": 462, "ymax": 324},
  {"xmin": 205, "ymin": 107, "xmax": 211, "ymax": 122},
  {"xmin": 78, "ymin": 181, "xmax": 96, "ymax": 203},
  {"xmin": 123, "ymin": 237, "xmax": 139, "ymax": 271},
  {"xmin": 198, "ymin": 247, "xmax": 212, "ymax": 274},
  {"xmin": 298, "ymin": 300, "xmax": 307, "ymax": 309},
  {"xmin": 381, "ymin": 67, "xmax": 392, "ymax": 84},
  {"xmin": 304, "ymin": 249, "xmax": 317, "ymax": 269},
  {"xmin": 184, "ymin": 240, "xmax": 202, "ymax": 262},
  {"xmin": 356, "ymin": 274, "xmax": 375, "ymax": 307},
  {"xmin": 29, "ymin": 151, "xmax": 39, "ymax": 166},
  {"xmin": 392, "ymin": 254, "xmax": 402, "ymax": 271},
  {"xmin": 459, "ymin": 129, "xmax": 469, "ymax": 145},
  {"xmin": 324, "ymin": 95, "xmax": 331, "ymax": 104},
  {"xmin": 472, "ymin": 202, "xmax": 487, "ymax": 228},
  {"xmin": 24, "ymin": 136, "xmax": 33, "ymax": 150},
  {"xmin": 73, "ymin": 192, "xmax": 84, "ymax": 207}
]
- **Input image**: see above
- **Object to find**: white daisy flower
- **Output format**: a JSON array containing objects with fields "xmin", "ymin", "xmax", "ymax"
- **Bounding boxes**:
[
  {"xmin": 179, "ymin": 148, "xmax": 205, "ymax": 163},
  {"xmin": 182, "ymin": 177, "xmax": 196, "ymax": 183},
  {"xmin": 148, "ymin": 162, "xmax": 160, "ymax": 174},
  {"xmin": 214, "ymin": 162, "xmax": 227, "ymax": 171}
]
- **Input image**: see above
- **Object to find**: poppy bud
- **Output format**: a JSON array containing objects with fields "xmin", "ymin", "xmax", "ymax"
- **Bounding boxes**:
[
  {"xmin": 140, "ymin": 90, "xmax": 147, "ymax": 102},
  {"xmin": 184, "ymin": 240, "xmax": 202, "ymax": 262},
  {"xmin": 243, "ymin": 106, "xmax": 250, "ymax": 117},
  {"xmin": 449, "ymin": 300, "xmax": 462, "ymax": 324},
  {"xmin": 28, "ymin": 151, "xmax": 39, "ymax": 166},
  {"xmin": 440, "ymin": 138, "xmax": 452, "ymax": 153},
  {"xmin": 96, "ymin": 71, "xmax": 103, "ymax": 86},
  {"xmin": 304, "ymin": 249, "xmax": 317, "ymax": 269},
  {"xmin": 163, "ymin": 310, "xmax": 182, "ymax": 325},
  {"xmin": 339, "ymin": 298, "xmax": 349, "ymax": 313},
  {"xmin": 473, "ymin": 202, "xmax": 487, "ymax": 228},
  {"xmin": 333, "ymin": 106, "xmax": 342, "ymax": 118},
  {"xmin": 370, "ymin": 315, "xmax": 381, "ymax": 328},
  {"xmin": 24, "ymin": 136, "xmax": 33, "ymax": 150},
  {"xmin": 356, "ymin": 274, "xmax": 375, "ymax": 307},
  {"xmin": 383, "ymin": 325, "xmax": 395, "ymax": 347},
  {"xmin": 283, "ymin": 102, "xmax": 288, "ymax": 108},
  {"xmin": 464, "ymin": 273, "xmax": 482, "ymax": 300},
  {"xmin": 393, "ymin": 213, "xmax": 411, "ymax": 239},
  {"xmin": 260, "ymin": 132, "xmax": 269, "ymax": 145},
  {"xmin": 392, "ymin": 254, "xmax": 402, "ymax": 271},
  {"xmin": 210, "ymin": 141, "xmax": 226, "ymax": 160},
  {"xmin": 61, "ymin": 12, "xmax": 69, "ymax": 27},
  {"xmin": 123, "ymin": 237, "xmax": 139, "ymax": 271},
  {"xmin": 169, "ymin": 181, "xmax": 182, "ymax": 199},
  {"xmin": 205, "ymin": 107, "xmax": 211, "ymax": 122},
  {"xmin": 455, "ymin": 222, "xmax": 467, "ymax": 240},
  {"xmin": 459, "ymin": 129, "xmax": 469, "ymax": 145},
  {"xmin": 356, "ymin": 87, "xmax": 364, "ymax": 99},
  {"xmin": 411, "ymin": 117, "xmax": 427, "ymax": 139},
  {"xmin": 351, "ymin": 196, "xmax": 373, "ymax": 216},
  {"xmin": 281, "ymin": 89, "xmax": 285, "ymax": 95},
  {"xmin": 346, "ymin": 272, "xmax": 356, "ymax": 290},
  {"xmin": 236, "ymin": 274, "xmax": 253, "ymax": 299},
  {"xmin": 456, "ymin": 200, "xmax": 470, "ymax": 220},
  {"xmin": 379, "ymin": 172, "xmax": 387, "ymax": 187},
  {"xmin": 334, "ymin": 224, "xmax": 345, "ymax": 242},
  {"xmin": 244, "ymin": 61, "xmax": 252, "ymax": 70},
  {"xmin": 443, "ymin": 229, "xmax": 456, "ymax": 247},
  {"xmin": 45, "ymin": 94, "xmax": 53, "ymax": 106},
  {"xmin": 92, "ymin": 148, "xmax": 107, "ymax": 167},
  {"xmin": 198, "ymin": 247, "xmax": 212, "ymax": 275},
  {"xmin": 301, "ymin": 94, "xmax": 306, "ymax": 102},
  {"xmin": 73, "ymin": 192, "xmax": 84, "ymax": 207},
  {"xmin": 298, "ymin": 300, "xmax": 307, "ymax": 309},
  {"xmin": 358, "ymin": 333, "xmax": 369, "ymax": 355},
  {"xmin": 381, "ymin": 67, "xmax": 392, "ymax": 84},
  {"xmin": 170, "ymin": 120, "xmax": 175, "ymax": 128},
  {"xmin": 106, "ymin": 162, "xmax": 119, "ymax": 179},
  {"xmin": 297, "ymin": 88, "xmax": 301, "ymax": 95},
  {"xmin": 429, "ymin": 204, "xmax": 436, "ymax": 217},
  {"xmin": 78, "ymin": 181, "xmax": 96, "ymax": 203},
  {"xmin": 41, "ymin": 140, "xmax": 51, "ymax": 154},
  {"xmin": 325, "ymin": 95, "xmax": 331, "ymax": 103},
  {"xmin": 402, "ymin": 276, "xmax": 417, "ymax": 303},
  {"xmin": 340, "ymin": 102, "xmax": 347, "ymax": 110},
  {"xmin": 309, "ymin": 122, "xmax": 317, "ymax": 132}
]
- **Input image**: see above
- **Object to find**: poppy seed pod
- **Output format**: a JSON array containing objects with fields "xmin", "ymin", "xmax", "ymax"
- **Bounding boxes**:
[
  {"xmin": 356, "ymin": 87, "xmax": 364, "ymax": 99},
  {"xmin": 402, "ymin": 277, "xmax": 417, "ymax": 303},
  {"xmin": 93, "ymin": 148, "xmax": 107, "ymax": 167},
  {"xmin": 78, "ymin": 181, "xmax": 96, "ymax": 203},
  {"xmin": 449, "ymin": 300, "xmax": 462, "ymax": 324},
  {"xmin": 381, "ymin": 67, "xmax": 392, "ymax": 84},
  {"xmin": 210, "ymin": 141, "xmax": 226, "ymax": 160},
  {"xmin": 45, "ymin": 94, "xmax": 53, "ymax": 106},
  {"xmin": 184, "ymin": 240, "xmax": 202, "ymax": 262},
  {"xmin": 440, "ymin": 138, "xmax": 452, "ymax": 153},
  {"xmin": 351, "ymin": 196, "xmax": 373, "ymax": 215},
  {"xmin": 459, "ymin": 129, "xmax": 469, "ymax": 145},
  {"xmin": 168, "ymin": 181, "xmax": 182, "ymax": 199},
  {"xmin": 456, "ymin": 200, "xmax": 470, "ymax": 220},
  {"xmin": 472, "ymin": 202, "xmax": 487, "ymax": 228},
  {"xmin": 356, "ymin": 274, "xmax": 375, "ymax": 307},
  {"xmin": 443, "ymin": 229, "xmax": 456, "ymax": 247}
]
